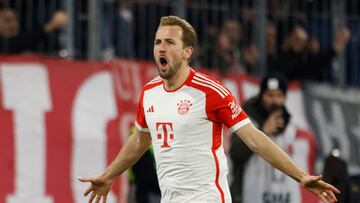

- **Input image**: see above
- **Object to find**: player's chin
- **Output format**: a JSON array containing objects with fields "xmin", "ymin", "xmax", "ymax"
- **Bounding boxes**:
[{"xmin": 159, "ymin": 69, "xmax": 172, "ymax": 79}]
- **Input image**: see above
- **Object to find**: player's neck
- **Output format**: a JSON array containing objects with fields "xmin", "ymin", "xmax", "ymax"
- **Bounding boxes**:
[{"xmin": 163, "ymin": 65, "xmax": 190, "ymax": 91}]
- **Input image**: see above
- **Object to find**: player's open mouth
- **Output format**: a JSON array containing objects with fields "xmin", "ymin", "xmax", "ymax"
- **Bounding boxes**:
[{"xmin": 160, "ymin": 57, "xmax": 168, "ymax": 67}]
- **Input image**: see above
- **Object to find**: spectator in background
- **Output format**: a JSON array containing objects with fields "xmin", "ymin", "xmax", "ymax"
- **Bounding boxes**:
[
  {"xmin": 0, "ymin": 4, "xmax": 68, "ymax": 54},
  {"xmin": 101, "ymin": 0, "xmax": 135, "ymax": 59},
  {"xmin": 266, "ymin": 23, "xmax": 280, "ymax": 73},
  {"xmin": 240, "ymin": 43, "xmax": 260, "ymax": 75},
  {"xmin": 220, "ymin": 19, "xmax": 261, "ymax": 74},
  {"xmin": 100, "ymin": 0, "xmax": 117, "ymax": 59},
  {"xmin": 200, "ymin": 27, "xmax": 234, "ymax": 74},
  {"xmin": 222, "ymin": 19, "xmax": 243, "ymax": 49},
  {"xmin": 115, "ymin": 0, "xmax": 135, "ymax": 58},
  {"xmin": 200, "ymin": 19, "xmax": 246, "ymax": 74},
  {"xmin": 230, "ymin": 73, "xmax": 317, "ymax": 203},
  {"xmin": 226, "ymin": 18, "xmax": 261, "ymax": 75},
  {"xmin": 268, "ymin": 25, "xmax": 351, "ymax": 82}
]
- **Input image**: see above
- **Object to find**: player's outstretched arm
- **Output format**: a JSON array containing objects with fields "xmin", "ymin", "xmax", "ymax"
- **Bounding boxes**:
[
  {"xmin": 235, "ymin": 123, "xmax": 340, "ymax": 202},
  {"xmin": 79, "ymin": 128, "xmax": 152, "ymax": 203}
]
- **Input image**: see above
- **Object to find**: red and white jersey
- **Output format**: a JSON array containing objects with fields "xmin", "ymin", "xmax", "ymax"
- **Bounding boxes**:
[{"xmin": 135, "ymin": 68, "xmax": 250, "ymax": 203}]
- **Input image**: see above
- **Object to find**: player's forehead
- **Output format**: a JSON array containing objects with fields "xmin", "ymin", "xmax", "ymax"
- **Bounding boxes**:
[{"xmin": 155, "ymin": 25, "xmax": 183, "ymax": 41}]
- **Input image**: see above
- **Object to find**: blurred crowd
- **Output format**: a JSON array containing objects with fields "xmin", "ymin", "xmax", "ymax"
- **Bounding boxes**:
[
  {"xmin": 197, "ymin": 18, "xmax": 350, "ymax": 82},
  {"xmin": 0, "ymin": 0, "xmax": 358, "ymax": 85}
]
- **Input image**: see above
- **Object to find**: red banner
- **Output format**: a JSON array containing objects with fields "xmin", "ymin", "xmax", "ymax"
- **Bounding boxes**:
[{"xmin": 0, "ymin": 55, "xmax": 318, "ymax": 203}]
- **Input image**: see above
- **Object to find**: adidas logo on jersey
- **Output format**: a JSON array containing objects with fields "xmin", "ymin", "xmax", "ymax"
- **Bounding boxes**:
[{"xmin": 147, "ymin": 105, "xmax": 154, "ymax": 113}]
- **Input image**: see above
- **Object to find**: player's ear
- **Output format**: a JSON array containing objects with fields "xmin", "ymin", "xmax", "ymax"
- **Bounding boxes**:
[{"xmin": 183, "ymin": 46, "xmax": 193, "ymax": 61}]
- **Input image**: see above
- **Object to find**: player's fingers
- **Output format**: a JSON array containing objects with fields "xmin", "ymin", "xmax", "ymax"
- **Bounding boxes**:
[
  {"xmin": 328, "ymin": 184, "xmax": 341, "ymax": 194},
  {"xmin": 89, "ymin": 192, "xmax": 96, "ymax": 203},
  {"xmin": 102, "ymin": 195, "xmax": 107, "ymax": 203},
  {"xmin": 320, "ymin": 180, "xmax": 341, "ymax": 194},
  {"xmin": 328, "ymin": 190, "xmax": 338, "ymax": 202},
  {"xmin": 95, "ymin": 195, "xmax": 101, "ymax": 203},
  {"xmin": 324, "ymin": 189, "xmax": 336, "ymax": 201},
  {"xmin": 79, "ymin": 177, "xmax": 93, "ymax": 182},
  {"xmin": 318, "ymin": 192, "xmax": 328, "ymax": 203},
  {"xmin": 84, "ymin": 186, "xmax": 93, "ymax": 196}
]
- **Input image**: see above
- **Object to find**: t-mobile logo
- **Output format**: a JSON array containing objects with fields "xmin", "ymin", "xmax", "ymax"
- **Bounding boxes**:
[{"xmin": 156, "ymin": 122, "xmax": 174, "ymax": 148}]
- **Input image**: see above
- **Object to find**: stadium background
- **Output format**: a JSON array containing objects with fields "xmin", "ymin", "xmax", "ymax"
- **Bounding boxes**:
[{"xmin": 0, "ymin": 0, "xmax": 359, "ymax": 203}]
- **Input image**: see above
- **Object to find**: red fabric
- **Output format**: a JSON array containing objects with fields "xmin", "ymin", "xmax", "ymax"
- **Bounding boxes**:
[{"xmin": 189, "ymin": 71, "xmax": 248, "ymax": 129}]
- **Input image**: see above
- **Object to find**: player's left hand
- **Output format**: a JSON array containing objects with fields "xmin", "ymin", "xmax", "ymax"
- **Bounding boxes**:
[
  {"xmin": 300, "ymin": 174, "xmax": 340, "ymax": 202},
  {"xmin": 78, "ymin": 175, "xmax": 114, "ymax": 203}
]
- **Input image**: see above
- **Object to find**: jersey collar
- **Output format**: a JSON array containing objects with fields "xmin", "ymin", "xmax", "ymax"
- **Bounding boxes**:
[{"xmin": 163, "ymin": 67, "xmax": 195, "ymax": 92}]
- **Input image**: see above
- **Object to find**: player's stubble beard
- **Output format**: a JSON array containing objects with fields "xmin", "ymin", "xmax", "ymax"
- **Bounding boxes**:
[{"xmin": 158, "ymin": 58, "xmax": 182, "ymax": 80}]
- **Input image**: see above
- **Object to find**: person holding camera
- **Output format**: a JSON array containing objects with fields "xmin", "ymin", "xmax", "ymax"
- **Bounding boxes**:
[{"xmin": 230, "ymin": 73, "xmax": 317, "ymax": 203}]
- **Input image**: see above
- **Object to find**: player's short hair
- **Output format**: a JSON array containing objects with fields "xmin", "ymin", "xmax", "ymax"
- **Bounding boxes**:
[{"xmin": 159, "ymin": 15, "xmax": 197, "ymax": 48}]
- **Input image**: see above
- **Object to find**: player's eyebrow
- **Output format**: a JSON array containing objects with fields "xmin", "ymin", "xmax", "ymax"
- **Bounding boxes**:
[
  {"xmin": 164, "ymin": 38, "xmax": 176, "ymax": 43},
  {"xmin": 154, "ymin": 38, "xmax": 176, "ymax": 44}
]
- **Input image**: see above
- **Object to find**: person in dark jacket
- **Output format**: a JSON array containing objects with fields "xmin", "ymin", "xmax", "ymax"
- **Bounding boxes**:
[
  {"xmin": 230, "ymin": 73, "xmax": 291, "ymax": 203},
  {"xmin": 0, "ymin": 4, "xmax": 68, "ymax": 54}
]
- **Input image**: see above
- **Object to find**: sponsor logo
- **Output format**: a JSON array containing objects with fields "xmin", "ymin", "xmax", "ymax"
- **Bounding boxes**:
[
  {"xmin": 228, "ymin": 99, "xmax": 242, "ymax": 119},
  {"xmin": 156, "ymin": 122, "xmax": 174, "ymax": 148}
]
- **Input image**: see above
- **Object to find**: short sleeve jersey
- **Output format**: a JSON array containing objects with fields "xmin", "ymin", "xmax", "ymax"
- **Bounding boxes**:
[{"xmin": 135, "ymin": 68, "xmax": 250, "ymax": 203}]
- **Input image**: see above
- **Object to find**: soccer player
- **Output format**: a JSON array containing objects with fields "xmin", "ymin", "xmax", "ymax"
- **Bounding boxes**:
[{"xmin": 79, "ymin": 15, "xmax": 340, "ymax": 203}]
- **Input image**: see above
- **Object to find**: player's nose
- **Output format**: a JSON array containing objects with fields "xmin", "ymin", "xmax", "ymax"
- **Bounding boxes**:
[{"xmin": 159, "ymin": 45, "xmax": 166, "ymax": 52}]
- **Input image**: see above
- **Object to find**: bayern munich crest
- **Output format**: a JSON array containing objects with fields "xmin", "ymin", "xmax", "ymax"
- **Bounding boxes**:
[{"xmin": 177, "ymin": 99, "xmax": 192, "ymax": 115}]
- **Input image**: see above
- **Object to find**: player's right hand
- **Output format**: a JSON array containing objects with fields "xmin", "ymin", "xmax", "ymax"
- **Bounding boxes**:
[{"xmin": 78, "ymin": 175, "xmax": 114, "ymax": 203}]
